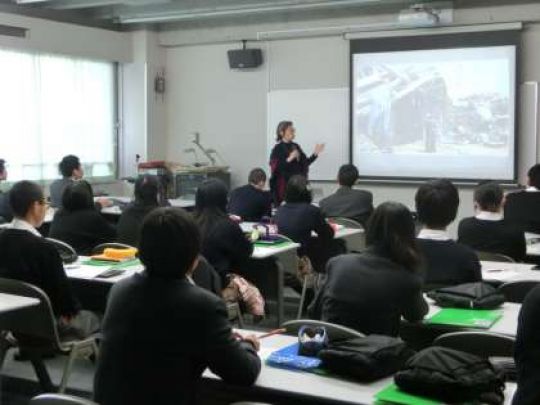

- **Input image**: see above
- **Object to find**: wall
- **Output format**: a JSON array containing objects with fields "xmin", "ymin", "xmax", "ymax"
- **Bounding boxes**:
[{"xmin": 160, "ymin": 3, "xmax": 540, "ymax": 236}]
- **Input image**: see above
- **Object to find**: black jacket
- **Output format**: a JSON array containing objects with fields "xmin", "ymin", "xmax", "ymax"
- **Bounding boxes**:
[
  {"xmin": 49, "ymin": 208, "xmax": 117, "ymax": 255},
  {"xmin": 417, "ymin": 238, "xmax": 482, "ymax": 289},
  {"xmin": 228, "ymin": 185, "xmax": 272, "ymax": 222},
  {"xmin": 514, "ymin": 285, "xmax": 540, "ymax": 405},
  {"xmin": 308, "ymin": 251, "xmax": 428, "ymax": 336},
  {"xmin": 117, "ymin": 202, "xmax": 158, "ymax": 247},
  {"xmin": 319, "ymin": 187, "xmax": 374, "ymax": 227},
  {"xmin": 94, "ymin": 273, "xmax": 261, "ymax": 405},
  {"xmin": 458, "ymin": 217, "xmax": 526, "ymax": 262},
  {"xmin": 0, "ymin": 190, "xmax": 12, "ymax": 223},
  {"xmin": 504, "ymin": 190, "xmax": 540, "ymax": 234},
  {"xmin": 0, "ymin": 229, "xmax": 80, "ymax": 317}
]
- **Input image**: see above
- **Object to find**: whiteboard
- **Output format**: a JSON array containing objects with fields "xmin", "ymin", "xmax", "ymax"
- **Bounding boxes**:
[{"xmin": 267, "ymin": 88, "xmax": 349, "ymax": 181}]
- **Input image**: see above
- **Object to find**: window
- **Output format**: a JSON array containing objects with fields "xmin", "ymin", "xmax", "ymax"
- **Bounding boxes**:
[{"xmin": 0, "ymin": 48, "xmax": 116, "ymax": 182}]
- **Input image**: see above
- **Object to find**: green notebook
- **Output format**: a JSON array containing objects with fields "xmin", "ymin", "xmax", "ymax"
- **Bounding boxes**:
[
  {"xmin": 253, "ymin": 240, "xmax": 291, "ymax": 248},
  {"xmin": 83, "ymin": 258, "xmax": 140, "ymax": 268},
  {"xmin": 375, "ymin": 383, "xmax": 441, "ymax": 405},
  {"xmin": 425, "ymin": 308, "xmax": 502, "ymax": 329}
]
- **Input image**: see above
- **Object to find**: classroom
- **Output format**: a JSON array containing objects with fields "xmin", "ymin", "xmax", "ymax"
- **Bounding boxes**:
[{"xmin": 0, "ymin": 0, "xmax": 540, "ymax": 404}]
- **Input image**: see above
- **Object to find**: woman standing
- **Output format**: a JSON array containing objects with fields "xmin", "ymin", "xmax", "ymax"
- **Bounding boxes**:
[{"xmin": 269, "ymin": 121, "xmax": 324, "ymax": 205}]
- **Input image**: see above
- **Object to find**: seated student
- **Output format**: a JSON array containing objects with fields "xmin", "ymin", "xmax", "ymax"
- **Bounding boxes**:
[
  {"xmin": 309, "ymin": 202, "xmax": 428, "ymax": 336},
  {"xmin": 193, "ymin": 179, "xmax": 253, "ymax": 287},
  {"xmin": 0, "ymin": 181, "xmax": 98, "ymax": 339},
  {"xmin": 228, "ymin": 168, "xmax": 272, "ymax": 222},
  {"xmin": 514, "ymin": 284, "xmax": 540, "ymax": 405},
  {"xmin": 49, "ymin": 181, "xmax": 116, "ymax": 255},
  {"xmin": 117, "ymin": 175, "xmax": 161, "ymax": 247},
  {"xmin": 458, "ymin": 181, "xmax": 526, "ymax": 262},
  {"xmin": 49, "ymin": 155, "xmax": 111, "ymax": 209},
  {"xmin": 0, "ymin": 159, "xmax": 12, "ymax": 223},
  {"xmin": 505, "ymin": 163, "xmax": 540, "ymax": 234},
  {"xmin": 415, "ymin": 179, "xmax": 481, "ymax": 288},
  {"xmin": 94, "ymin": 208, "xmax": 261, "ymax": 405},
  {"xmin": 319, "ymin": 164, "xmax": 374, "ymax": 227}
]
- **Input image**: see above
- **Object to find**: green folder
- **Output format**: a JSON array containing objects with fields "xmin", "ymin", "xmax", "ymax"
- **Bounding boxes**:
[
  {"xmin": 253, "ymin": 240, "xmax": 292, "ymax": 248},
  {"xmin": 374, "ymin": 383, "xmax": 441, "ymax": 405},
  {"xmin": 83, "ymin": 258, "xmax": 140, "ymax": 268},
  {"xmin": 425, "ymin": 308, "xmax": 502, "ymax": 329}
]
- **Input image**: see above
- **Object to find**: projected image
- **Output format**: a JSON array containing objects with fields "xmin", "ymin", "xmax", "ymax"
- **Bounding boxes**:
[{"xmin": 352, "ymin": 46, "xmax": 516, "ymax": 180}]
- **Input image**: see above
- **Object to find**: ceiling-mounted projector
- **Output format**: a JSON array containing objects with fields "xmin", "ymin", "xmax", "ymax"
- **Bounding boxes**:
[{"xmin": 398, "ymin": 4, "xmax": 441, "ymax": 27}]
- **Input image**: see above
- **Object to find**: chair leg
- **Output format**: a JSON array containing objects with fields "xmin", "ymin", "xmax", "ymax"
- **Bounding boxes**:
[
  {"xmin": 58, "ymin": 347, "xmax": 79, "ymax": 393},
  {"xmin": 29, "ymin": 355, "xmax": 55, "ymax": 392},
  {"xmin": 297, "ymin": 276, "xmax": 308, "ymax": 320},
  {"xmin": 235, "ymin": 303, "xmax": 245, "ymax": 329},
  {"xmin": 90, "ymin": 341, "xmax": 99, "ymax": 364}
]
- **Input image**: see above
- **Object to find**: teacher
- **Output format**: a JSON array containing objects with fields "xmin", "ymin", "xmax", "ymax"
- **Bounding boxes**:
[{"xmin": 269, "ymin": 120, "xmax": 324, "ymax": 205}]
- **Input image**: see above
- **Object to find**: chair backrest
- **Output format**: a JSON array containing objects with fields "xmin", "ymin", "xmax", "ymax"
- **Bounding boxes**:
[
  {"xmin": 45, "ymin": 238, "xmax": 78, "ymax": 264},
  {"xmin": 0, "ymin": 277, "xmax": 61, "ymax": 345},
  {"xmin": 91, "ymin": 242, "xmax": 136, "ymax": 255},
  {"xmin": 328, "ymin": 217, "xmax": 364, "ymax": 230},
  {"xmin": 498, "ymin": 280, "xmax": 540, "ymax": 303},
  {"xmin": 433, "ymin": 331, "xmax": 515, "ymax": 358},
  {"xmin": 281, "ymin": 319, "xmax": 365, "ymax": 341},
  {"xmin": 30, "ymin": 394, "xmax": 98, "ymax": 405},
  {"xmin": 475, "ymin": 251, "xmax": 515, "ymax": 263}
]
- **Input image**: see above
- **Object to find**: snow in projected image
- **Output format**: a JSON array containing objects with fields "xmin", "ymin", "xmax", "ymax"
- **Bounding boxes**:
[{"xmin": 352, "ymin": 46, "xmax": 516, "ymax": 180}]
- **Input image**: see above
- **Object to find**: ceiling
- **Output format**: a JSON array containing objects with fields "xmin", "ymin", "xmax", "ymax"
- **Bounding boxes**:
[{"xmin": 0, "ymin": 0, "xmax": 537, "ymax": 30}]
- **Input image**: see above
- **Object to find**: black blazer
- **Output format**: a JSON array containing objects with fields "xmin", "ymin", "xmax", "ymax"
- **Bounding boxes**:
[
  {"xmin": 0, "ymin": 190, "xmax": 12, "ymax": 223},
  {"xmin": 228, "ymin": 185, "xmax": 272, "ymax": 222},
  {"xmin": 514, "ymin": 285, "xmax": 540, "ymax": 405},
  {"xmin": 504, "ymin": 190, "xmax": 540, "ymax": 234},
  {"xmin": 319, "ymin": 187, "xmax": 374, "ymax": 227},
  {"xmin": 308, "ymin": 251, "xmax": 428, "ymax": 336},
  {"xmin": 94, "ymin": 273, "xmax": 261, "ymax": 405},
  {"xmin": 416, "ymin": 238, "xmax": 482, "ymax": 289},
  {"xmin": 49, "ymin": 208, "xmax": 117, "ymax": 255},
  {"xmin": 0, "ymin": 229, "xmax": 80, "ymax": 317},
  {"xmin": 117, "ymin": 202, "xmax": 158, "ymax": 247},
  {"xmin": 458, "ymin": 217, "xmax": 526, "ymax": 262}
]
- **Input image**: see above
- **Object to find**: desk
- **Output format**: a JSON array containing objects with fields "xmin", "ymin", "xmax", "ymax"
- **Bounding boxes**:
[
  {"xmin": 482, "ymin": 261, "xmax": 540, "ymax": 284},
  {"xmin": 526, "ymin": 232, "xmax": 540, "ymax": 257},
  {"xmin": 0, "ymin": 293, "xmax": 39, "ymax": 314},
  {"xmin": 101, "ymin": 196, "xmax": 195, "ymax": 216},
  {"xmin": 202, "ymin": 331, "xmax": 517, "ymax": 405}
]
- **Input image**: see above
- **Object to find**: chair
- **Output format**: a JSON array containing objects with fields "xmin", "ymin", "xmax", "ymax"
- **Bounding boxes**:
[
  {"xmin": 30, "ymin": 394, "xmax": 98, "ymax": 405},
  {"xmin": 476, "ymin": 251, "xmax": 515, "ymax": 263},
  {"xmin": 329, "ymin": 217, "xmax": 364, "ymax": 229},
  {"xmin": 0, "ymin": 278, "xmax": 98, "ymax": 393},
  {"xmin": 45, "ymin": 238, "xmax": 78, "ymax": 264},
  {"xmin": 433, "ymin": 331, "xmax": 515, "ymax": 358},
  {"xmin": 281, "ymin": 319, "xmax": 365, "ymax": 341},
  {"xmin": 499, "ymin": 280, "xmax": 540, "ymax": 303},
  {"xmin": 91, "ymin": 242, "xmax": 136, "ymax": 255},
  {"xmin": 227, "ymin": 302, "xmax": 245, "ymax": 328}
]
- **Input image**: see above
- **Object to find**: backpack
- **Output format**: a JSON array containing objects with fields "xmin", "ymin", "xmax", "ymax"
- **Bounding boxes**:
[
  {"xmin": 427, "ymin": 282, "xmax": 505, "ymax": 309},
  {"xmin": 394, "ymin": 346, "xmax": 505, "ymax": 404},
  {"xmin": 318, "ymin": 335, "xmax": 415, "ymax": 382}
]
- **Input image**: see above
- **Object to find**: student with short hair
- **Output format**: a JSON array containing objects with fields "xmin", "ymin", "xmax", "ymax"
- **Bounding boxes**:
[
  {"xmin": 193, "ymin": 179, "xmax": 253, "ymax": 286},
  {"xmin": 49, "ymin": 180, "xmax": 116, "ymax": 255},
  {"xmin": 0, "ymin": 181, "xmax": 97, "ymax": 338},
  {"xmin": 94, "ymin": 208, "xmax": 261, "ymax": 405},
  {"xmin": 458, "ymin": 181, "xmax": 526, "ymax": 261},
  {"xmin": 415, "ymin": 179, "xmax": 481, "ymax": 288},
  {"xmin": 0, "ymin": 159, "xmax": 12, "ymax": 223},
  {"xmin": 505, "ymin": 163, "xmax": 540, "ymax": 234},
  {"xmin": 309, "ymin": 202, "xmax": 428, "ymax": 335},
  {"xmin": 228, "ymin": 168, "xmax": 272, "ymax": 222},
  {"xmin": 319, "ymin": 164, "xmax": 374, "ymax": 227}
]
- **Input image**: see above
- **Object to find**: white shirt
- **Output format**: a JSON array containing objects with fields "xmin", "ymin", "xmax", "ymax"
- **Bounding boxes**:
[
  {"xmin": 475, "ymin": 211, "xmax": 503, "ymax": 221},
  {"xmin": 9, "ymin": 218, "xmax": 41, "ymax": 237},
  {"xmin": 417, "ymin": 228, "xmax": 451, "ymax": 241}
]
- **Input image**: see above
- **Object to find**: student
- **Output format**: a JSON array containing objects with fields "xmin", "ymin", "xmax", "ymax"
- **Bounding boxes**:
[
  {"xmin": 0, "ymin": 159, "xmax": 12, "ymax": 223},
  {"xmin": 309, "ymin": 202, "xmax": 428, "ymax": 336},
  {"xmin": 117, "ymin": 175, "xmax": 161, "ymax": 247},
  {"xmin": 49, "ymin": 180, "xmax": 116, "ymax": 255},
  {"xmin": 228, "ymin": 168, "xmax": 272, "ymax": 222},
  {"xmin": 0, "ymin": 181, "xmax": 98, "ymax": 338},
  {"xmin": 458, "ymin": 181, "xmax": 526, "ymax": 262},
  {"xmin": 505, "ymin": 163, "xmax": 540, "ymax": 234},
  {"xmin": 513, "ymin": 284, "xmax": 540, "ymax": 405},
  {"xmin": 94, "ymin": 208, "xmax": 261, "ymax": 405},
  {"xmin": 193, "ymin": 179, "xmax": 253, "ymax": 287},
  {"xmin": 415, "ymin": 179, "xmax": 481, "ymax": 288},
  {"xmin": 319, "ymin": 164, "xmax": 374, "ymax": 227}
]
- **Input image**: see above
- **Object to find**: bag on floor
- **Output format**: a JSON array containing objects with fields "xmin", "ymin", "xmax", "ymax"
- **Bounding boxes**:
[
  {"xmin": 222, "ymin": 274, "xmax": 265, "ymax": 317},
  {"xmin": 427, "ymin": 282, "xmax": 505, "ymax": 309}
]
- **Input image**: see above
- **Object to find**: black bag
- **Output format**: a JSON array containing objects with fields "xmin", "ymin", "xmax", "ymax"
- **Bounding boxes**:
[
  {"xmin": 318, "ymin": 335, "xmax": 415, "ymax": 382},
  {"xmin": 427, "ymin": 282, "xmax": 505, "ymax": 309},
  {"xmin": 395, "ymin": 346, "xmax": 505, "ymax": 404}
]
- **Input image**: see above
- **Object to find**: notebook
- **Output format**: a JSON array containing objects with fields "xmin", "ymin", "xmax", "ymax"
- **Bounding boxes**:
[
  {"xmin": 425, "ymin": 308, "xmax": 502, "ymax": 329},
  {"xmin": 375, "ymin": 383, "xmax": 441, "ymax": 405}
]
